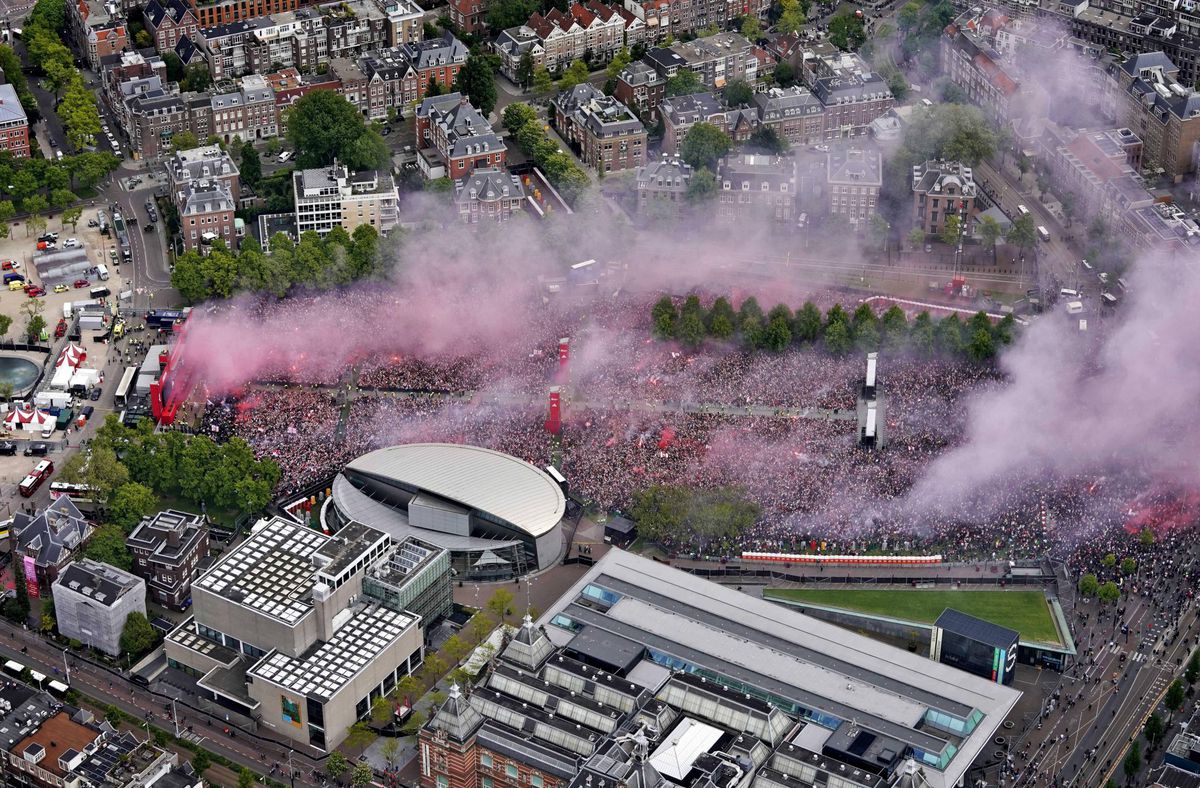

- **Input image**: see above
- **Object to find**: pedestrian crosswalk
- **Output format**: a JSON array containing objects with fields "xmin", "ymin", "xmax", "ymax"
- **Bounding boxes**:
[
  {"xmin": 178, "ymin": 731, "xmax": 206, "ymax": 744},
  {"xmin": 1105, "ymin": 643, "xmax": 1149, "ymax": 662}
]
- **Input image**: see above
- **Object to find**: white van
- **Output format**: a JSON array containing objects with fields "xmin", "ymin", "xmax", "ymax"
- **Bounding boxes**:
[
  {"xmin": 1017, "ymin": 204, "xmax": 1030, "ymax": 216},
  {"xmin": 278, "ymin": 151, "xmax": 292, "ymax": 163},
  {"xmin": 96, "ymin": 264, "xmax": 109, "ymax": 281},
  {"xmin": 1065, "ymin": 301, "xmax": 1084, "ymax": 315},
  {"xmin": 1037, "ymin": 225, "xmax": 1050, "ymax": 242},
  {"xmin": 1060, "ymin": 288, "xmax": 1079, "ymax": 299}
]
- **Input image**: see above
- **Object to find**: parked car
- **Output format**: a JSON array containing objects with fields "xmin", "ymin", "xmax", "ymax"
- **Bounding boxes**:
[
  {"xmin": 36, "ymin": 240, "xmax": 54, "ymax": 251},
  {"xmin": 80, "ymin": 405, "xmax": 94, "ymax": 419},
  {"xmin": 25, "ymin": 286, "xmax": 44, "ymax": 297},
  {"xmin": 23, "ymin": 443, "xmax": 47, "ymax": 457},
  {"xmin": 62, "ymin": 238, "xmax": 80, "ymax": 249},
  {"xmin": 89, "ymin": 387, "xmax": 101, "ymax": 401},
  {"xmin": 0, "ymin": 441, "xmax": 15, "ymax": 456},
  {"xmin": 73, "ymin": 278, "xmax": 89, "ymax": 288},
  {"xmin": 38, "ymin": 232, "xmax": 57, "ymax": 242},
  {"xmin": 1, "ymin": 260, "xmax": 20, "ymax": 270},
  {"xmin": 52, "ymin": 284, "xmax": 68, "ymax": 293},
  {"xmin": 54, "ymin": 318, "xmax": 66, "ymax": 337}
]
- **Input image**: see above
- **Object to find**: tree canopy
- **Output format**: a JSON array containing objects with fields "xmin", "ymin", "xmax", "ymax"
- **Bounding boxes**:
[
  {"xmin": 680, "ymin": 122, "xmax": 731, "ymax": 170},
  {"xmin": 286, "ymin": 90, "xmax": 390, "ymax": 169},
  {"xmin": 173, "ymin": 224, "xmax": 382, "ymax": 302},
  {"xmin": 119, "ymin": 612, "xmax": 159, "ymax": 657},
  {"xmin": 647, "ymin": 297, "xmax": 1011, "ymax": 362},
  {"xmin": 454, "ymin": 54, "xmax": 498, "ymax": 117},
  {"xmin": 631, "ymin": 485, "xmax": 760, "ymax": 553},
  {"xmin": 91, "ymin": 416, "xmax": 280, "ymax": 514},
  {"xmin": 828, "ymin": 13, "xmax": 866, "ymax": 50}
]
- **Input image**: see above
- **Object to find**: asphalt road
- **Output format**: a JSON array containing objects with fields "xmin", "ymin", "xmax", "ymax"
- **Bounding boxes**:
[
  {"xmin": 974, "ymin": 160, "xmax": 1078, "ymax": 294},
  {"xmin": 0, "ymin": 616, "xmax": 327, "ymax": 785},
  {"xmin": 1004, "ymin": 583, "xmax": 1197, "ymax": 787}
]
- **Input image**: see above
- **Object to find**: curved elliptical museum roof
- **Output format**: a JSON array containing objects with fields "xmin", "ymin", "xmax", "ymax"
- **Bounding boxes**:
[{"xmin": 344, "ymin": 443, "xmax": 566, "ymax": 537}]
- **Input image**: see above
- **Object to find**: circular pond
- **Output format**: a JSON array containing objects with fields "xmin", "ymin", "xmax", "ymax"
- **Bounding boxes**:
[{"xmin": 0, "ymin": 356, "xmax": 40, "ymax": 393}]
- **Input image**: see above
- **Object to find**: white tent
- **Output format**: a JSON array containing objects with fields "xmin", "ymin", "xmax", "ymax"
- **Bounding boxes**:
[{"xmin": 49, "ymin": 364, "xmax": 74, "ymax": 391}]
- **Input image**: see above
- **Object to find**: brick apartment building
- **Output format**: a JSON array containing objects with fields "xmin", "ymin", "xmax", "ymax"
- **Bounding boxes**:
[
  {"xmin": 614, "ymin": 60, "xmax": 666, "ymax": 121},
  {"xmin": 69, "ymin": 0, "xmax": 129, "ymax": 69},
  {"xmin": 0, "ymin": 85, "xmax": 30, "ymax": 158},
  {"xmin": 415, "ymin": 93, "xmax": 506, "ymax": 179},
  {"xmin": 126, "ymin": 509, "xmax": 209, "ymax": 610},
  {"xmin": 552, "ymin": 83, "xmax": 647, "ymax": 173},
  {"xmin": 144, "ymin": 0, "xmax": 199, "ymax": 52},
  {"xmin": 177, "ymin": 178, "xmax": 238, "ymax": 250}
]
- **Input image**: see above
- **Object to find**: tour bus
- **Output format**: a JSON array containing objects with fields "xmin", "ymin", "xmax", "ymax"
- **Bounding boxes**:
[
  {"xmin": 49, "ymin": 481, "xmax": 92, "ymax": 500},
  {"xmin": 3, "ymin": 660, "xmax": 24, "ymax": 677},
  {"xmin": 1037, "ymin": 226, "xmax": 1050, "ymax": 242},
  {"xmin": 114, "ymin": 365, "xmax": 138, "ymax": 408},
  {"xmin": 47, "ymin": 679, "xmax": 69, "ymax": 698},
  {"xmin": 18, "ymin": 460, "xmax": 55, "ymax": 498}
]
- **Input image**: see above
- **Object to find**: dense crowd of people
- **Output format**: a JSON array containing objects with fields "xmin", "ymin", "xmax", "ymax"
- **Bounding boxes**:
[{"xmin": 193, "ymin": 290, "xmax": 1192, "ymax": 566}]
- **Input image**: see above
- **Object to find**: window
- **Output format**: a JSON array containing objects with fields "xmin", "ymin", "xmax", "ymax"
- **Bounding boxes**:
[
  {"xmin": 506, "ymin": 764, "xmax": 518, "ymax": 778},
  {"xmin": 530, "ymin": 776, "xmax": 543, "ymax": 788},
  {"xmin": 482, "ymin": 780, "xmax": 493, "ymax": 788},
  {"xmin": 480, "ymin": 754, "xmax": 493, "ymax": 768},
  {"xmin": 437, "ymin": 777, "xmax": 449, "ymax": 788}
]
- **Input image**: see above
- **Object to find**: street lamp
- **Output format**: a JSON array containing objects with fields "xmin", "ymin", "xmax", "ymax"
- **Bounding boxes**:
[
  {"xmin": 171, "ymin": 697, "xmax": 180, "ymax": 737},
  {"xmin": 61, "ymin": 647, "xmax": 69, "ymax": 684}
]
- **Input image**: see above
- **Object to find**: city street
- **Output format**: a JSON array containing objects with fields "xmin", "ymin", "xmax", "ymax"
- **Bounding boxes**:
[{"xmin": 974, "ymin": 160, "xmax": 1077, "ymax": 292}]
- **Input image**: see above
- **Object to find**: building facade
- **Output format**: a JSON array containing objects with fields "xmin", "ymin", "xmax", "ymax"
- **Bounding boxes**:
[
  {"xmin": 912, "ymin": 159, "xmax": 978, "ymax": 237},
  {"xmin": 415, "ymin": 93, "xmax": 506, "ymax": 179},
  {"xmin": 12, "ymin": 497, "xmax": 92, "ymax": 597},
  {"xmin": 636, "ymin": 154, "xmax": 693, "ymax": 217},
  {"xmin": 552, "ymin": 83, "xmax": 647, "ymax": 173},
  {"xmin": 293, "ymin": 162, "xmax": 399, "ymax": 235},
  {"xmin": 1112, "ymin": 51, "xmax": 1200, "ymax": 181},
  {"xmin": 177, "ymin": 178, "xmax": 239, "ymax": 251},
  {"xmin": 52, "ymin": 560, "xmax": 148, "ymax": 656},
  {"xmin": 145, "ymin": 0, "xmax": 200, "ymax": 52},
  {"xmin": 164, "ymin": 518, "xmax": 428, "ymax": 751},
  {"xmin": 0, "ymin": 85, "xmax": 30, "ymax": 159},
  {"xmin": 453, "ymin": 168, "xmax": 528, "ymax": 223},
  {"xmin": 126, "ymin": 509, "xmax": 209, "ymax": 610},
  {"xmin": 827, "ymin": 145, "xmax": 882, "ymax": 230},
  {"xmin": 614, "ymin": 60, "xmax": 666, "ymax": 121},
  {"xmin": 716, "ymin": 153, "xmax": 797, "ymax": 224}
]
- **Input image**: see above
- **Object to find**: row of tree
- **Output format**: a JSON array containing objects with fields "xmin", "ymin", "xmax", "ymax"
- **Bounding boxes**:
[
  {"xmin": 652, "ymin": 295, "xmax": 1016, "ymax": 362},
  {"xmin": 23, "ymin": 0, "xmax": 104, "ymax": 152},
  {"xmin": 61, "ymin": 415, "xmax": 281, "ymax": 522},
  {"xmin": 171, "ymin": 225, "xmax": 381, "ymax": 303},
  {"xmin": 502, "ymin": 102, "xmax": 590, "ymax": 203},
  {"xmin": 0, "ymin": 150, "xmax": 119, "ymax": 227}
]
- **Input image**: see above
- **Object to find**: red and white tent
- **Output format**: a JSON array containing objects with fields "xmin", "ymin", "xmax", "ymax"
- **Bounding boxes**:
[
  {"xmin": 54, "ymin": 343, "xmax": 86, "ymax": 370},
  {"xmin": 4, "ymin": 405, "xmax": 54, "ymax": 433}
]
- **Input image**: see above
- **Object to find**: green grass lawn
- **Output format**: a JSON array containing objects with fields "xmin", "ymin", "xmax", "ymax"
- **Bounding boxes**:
[{"xmin": 764, "ymin": 588, "xmax": 1060, "ymax": 644}]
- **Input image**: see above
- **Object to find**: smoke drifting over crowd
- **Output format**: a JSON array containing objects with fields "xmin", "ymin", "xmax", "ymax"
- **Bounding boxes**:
[
  {"xmin": 178, "ymin": 155, "xmax": 1199, "ymax": 549},
  {"xmin": 911, "ymin": 253, "xmax": 1200, "ymax": 515}
]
